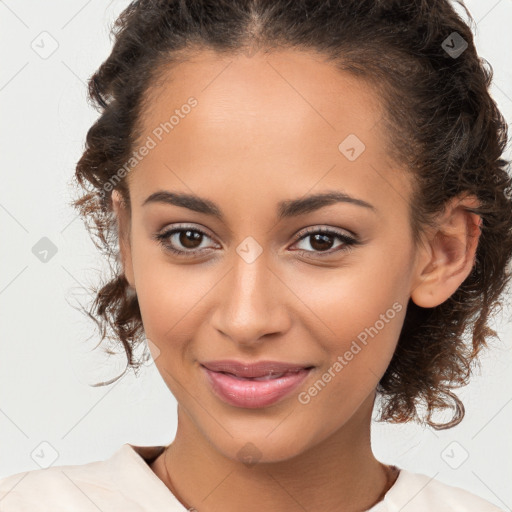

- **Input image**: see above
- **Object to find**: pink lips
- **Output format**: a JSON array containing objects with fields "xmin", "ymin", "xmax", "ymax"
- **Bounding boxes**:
[{"xmin": 200, "ymin": 360, "xmax": 313, "ymax": 408}]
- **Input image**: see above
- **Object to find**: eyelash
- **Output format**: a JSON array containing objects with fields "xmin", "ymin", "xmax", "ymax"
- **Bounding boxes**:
[{"xmin": 154, "ymin": 225, "xmax": 360, "ymax": 259}]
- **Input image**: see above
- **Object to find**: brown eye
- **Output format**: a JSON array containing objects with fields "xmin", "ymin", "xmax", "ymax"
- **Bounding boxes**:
[
  {"xmin": 308, "ymin": 232, "xmax": 336, "ymax": 252},
  {"xmin": 291, "ymin": 227, "xmax": 359, "ymax": 258},
  {"xmin": 179, "ymin": 229, "xmax": 203, "ymax": 249},
  {"xmin": 154, "ymin": 225, "xmax": 217, "ymax": 257}
]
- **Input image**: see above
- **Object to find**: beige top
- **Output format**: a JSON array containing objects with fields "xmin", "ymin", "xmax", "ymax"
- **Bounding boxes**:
[{"xmin": 0, "ymin": 443, "xmax": 504, "ymax": 511}]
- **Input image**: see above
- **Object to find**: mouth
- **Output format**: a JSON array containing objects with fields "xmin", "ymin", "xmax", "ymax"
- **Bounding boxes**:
[
  {"xmin": 213, "ymin": 371, "xmax": 306, "ymax": 381},
  {"xmin": 200, "ymin": 360, "xmax": 315, "ymax": 408},
  {"xmin": 200, "ymin": 360, "xmax": 315, "ymax": 378}
]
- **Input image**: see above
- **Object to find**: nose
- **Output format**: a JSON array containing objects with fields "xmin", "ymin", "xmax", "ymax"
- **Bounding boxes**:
[{"xmin": 211, "ymin": 251, "xmax": 291, "ymax": 347}]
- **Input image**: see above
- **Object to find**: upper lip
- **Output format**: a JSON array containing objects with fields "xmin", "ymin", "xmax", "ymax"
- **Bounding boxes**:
[{"xmin": 200, "ymin": 360, "xmax": 314, "ymax": 378}]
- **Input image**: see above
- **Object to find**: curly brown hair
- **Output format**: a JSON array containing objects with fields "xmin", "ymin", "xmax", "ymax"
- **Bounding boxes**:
[{"xmin": 72, "ymin": 0, "xmax": 512, "ymax": 430}]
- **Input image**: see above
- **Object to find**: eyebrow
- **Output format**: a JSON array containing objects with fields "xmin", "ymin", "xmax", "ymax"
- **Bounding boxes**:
[{"xmin": 142, "ymin": 190, "xmax": 376, "ymax": 220}]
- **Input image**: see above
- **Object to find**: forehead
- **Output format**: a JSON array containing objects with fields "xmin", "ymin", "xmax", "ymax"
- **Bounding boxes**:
[
  {"xmin": 128, "ymin": 48, "xmax": 411, "ymax": 214},
  {"xmin": 139, "ymin": 48, "xmax": 384, "ymax": 146}
]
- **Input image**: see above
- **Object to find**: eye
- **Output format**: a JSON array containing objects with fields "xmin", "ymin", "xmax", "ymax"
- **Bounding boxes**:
[
  {"xmin": 154, "ymin": 224, "xmax": 218, "ymax": 257},
  {"xmin": 290, "ymin": 227, "xmax": 359, "ymax": 258},
  {"xmin": 154, "ymin": 224, "xmax": 360, "ymax": 259}
]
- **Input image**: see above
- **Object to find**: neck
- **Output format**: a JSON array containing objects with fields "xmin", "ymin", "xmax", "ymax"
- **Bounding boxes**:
[{"xmin": 152, "ymin": 394, "xmax": 395, "ymax": 512}]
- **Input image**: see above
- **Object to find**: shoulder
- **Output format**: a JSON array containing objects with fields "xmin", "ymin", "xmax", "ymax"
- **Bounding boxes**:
[
  {"xmin": 0, "ymin": 458, "xmax": 123, "ymax": 512},
  {"xmin": 382, "ymin": 468, "xmax": 505, "ymax": 512},
  {"xmin": 0, "ymin": 444, "xmax": 161, "ymax": 512}
]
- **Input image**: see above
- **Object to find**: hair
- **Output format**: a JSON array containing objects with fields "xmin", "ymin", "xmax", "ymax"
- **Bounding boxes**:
[{"xmin": 72, "ymin": 0, "xmax": 512, "ymax": 429}]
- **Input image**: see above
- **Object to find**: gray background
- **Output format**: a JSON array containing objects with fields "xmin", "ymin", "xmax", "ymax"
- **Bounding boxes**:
[{"xmin": 1, "ymin": 0, "xmax": 511, "ymax": 509}]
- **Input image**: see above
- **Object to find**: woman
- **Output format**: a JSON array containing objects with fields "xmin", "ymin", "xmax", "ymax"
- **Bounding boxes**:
[{"xmin": 1, "ymin": 0, "xmax": 510, "ymax": 510}]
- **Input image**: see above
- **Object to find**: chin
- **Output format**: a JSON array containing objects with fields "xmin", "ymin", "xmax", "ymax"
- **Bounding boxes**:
[{"xmin": 203, "ymin": 425, "xmax": 319, "ymax": 466}]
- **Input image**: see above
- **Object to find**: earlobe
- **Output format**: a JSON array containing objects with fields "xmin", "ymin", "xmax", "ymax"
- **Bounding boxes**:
[
  {"xmin": 111, "ymin": 189, "xmax": 136, "ymax": 290},
  {"xmin": 411, "ymin": 195, "xmax": 482, "ymax": 308}
]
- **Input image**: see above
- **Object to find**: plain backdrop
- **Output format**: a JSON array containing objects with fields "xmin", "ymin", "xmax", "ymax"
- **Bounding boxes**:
[{"xmin": 1, "ymin": 0, "xmax": 511, "ymax": 509}]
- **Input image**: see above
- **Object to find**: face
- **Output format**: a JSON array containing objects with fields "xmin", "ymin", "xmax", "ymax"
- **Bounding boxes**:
[{"xmin": 115, "ymin": 49, "xmax": 421, "ymax": 463}]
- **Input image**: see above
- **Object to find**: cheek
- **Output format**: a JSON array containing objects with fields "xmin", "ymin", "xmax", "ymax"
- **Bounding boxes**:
[
  {"xmin": 131, "ymin": 240, "xmax": 217, "ymax": 363},
  {"xmin": 297, "ymin": 286, "xmax": 405, "ymax": 425},
  {"xmin": 135, "ymin": 269, "xmax": 205, "ymax": 342},
  {"xmin": 290, "ymin": 262, "xmax": 406, "ymax": 345},
  {"xmin": 288, "ymin": 264, "xmax": 406, "ymax": 400}
]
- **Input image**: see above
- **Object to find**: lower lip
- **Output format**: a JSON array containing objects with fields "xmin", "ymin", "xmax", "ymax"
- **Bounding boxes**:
[{"xmin": 201, "ymin": 366, "xmax": 312, "ymax": 408}]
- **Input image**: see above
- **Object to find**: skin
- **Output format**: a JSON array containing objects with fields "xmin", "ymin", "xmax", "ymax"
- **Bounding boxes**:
[{"xmin": 112, "ymin": 48, "xmax": 482, "ymax": 512}]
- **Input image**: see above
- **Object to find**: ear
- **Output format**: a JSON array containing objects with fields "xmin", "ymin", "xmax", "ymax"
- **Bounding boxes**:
[
  {"xmin": 410, "ymin": 194, "xmax": 482, "ymax": 308},
  {"xmin": 111, "ymin": 189, "xmax": 135, "ymax": 289}
]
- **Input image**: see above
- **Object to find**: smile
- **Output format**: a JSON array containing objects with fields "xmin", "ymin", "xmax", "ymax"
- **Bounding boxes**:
[{"xmin": 200, "ymin": 362, "xmax": 314, "ymax": 408}]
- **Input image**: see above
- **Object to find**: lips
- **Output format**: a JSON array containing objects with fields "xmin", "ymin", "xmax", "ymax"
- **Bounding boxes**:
[
  {"xmin": 200, "ymin": 360, "xmax": 314, "ymax": 408},
  {"xmin": 200, "ymin": 360, "xmax": 314, "ymax": 379}
]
